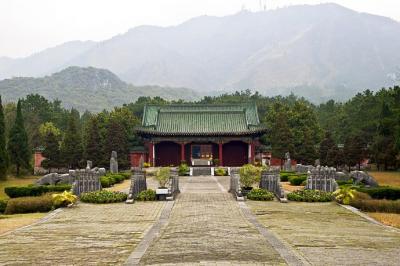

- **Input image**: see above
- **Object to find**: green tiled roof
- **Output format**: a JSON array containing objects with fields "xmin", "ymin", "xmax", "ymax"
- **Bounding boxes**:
[{"xmin": 136, "ymin": 103, "xmax": 266, "ymax": 136}]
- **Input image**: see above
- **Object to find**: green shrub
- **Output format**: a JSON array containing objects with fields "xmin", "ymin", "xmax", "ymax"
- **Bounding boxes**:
[
  {"xmin": 119, "ymin": 172, "xmax": 131, "ymax": 179},
  {"xmin": 337, "ymin": 180, "xmax": 354, "ymax": 186},
  {"xmin": 214, "ymin": 167, "xmax": 227, "ymax": 176},
  {"xmin": 5, "ymin": 184, "xmax": 72, "ymax": 198},
  {"xmin": 4, "ymin": 194, "xmax": 54, "ymax": 214},
  {"xmin": 333, "ymin": 187, "xmax": 356, "ymax": 205},
  {"xmin": 356, "ymin": 186, "xmax": 400, "ymax": 200},
  {"xmin": 350, "ymin": 199, "xmax": 400, "ymax": 213},
  {"xmin": 178, "ymin": 163, "xmax": 189, "ymax": 176},
  {"xmin": 0, "ymin": 199, "xmax": 8, "ymax": 214},
  {"xmin": 280, "ymin": 173, "xmax": 289, "ymax": 182},
  {"xmin": 239, "ymin": 164, "xmax": 261, "ymax": 188},
  {"xmin": 246, "ymin": 188, "xmax": 274, "ymax": 201},
  {"xmin": 100, "ymin": 176, "xmax": 111, "ymax": 188},
  {"xmin": 156, "ymin": 167, "xmax": 170, "ymax": 188},
  {"xmin": 289, "ymin": 175, "xmax": 307, "ymax": 186},
  {"xmin": 135, "ymin": 189, "xmax": 156, "ymax": 201},
  {"xmin": 287, "ymin": 190, "xmax": 334, "ymax": 202},
  {"xmin": 80, "ymin": 190, "xmax": 127, "ymax": 204}
]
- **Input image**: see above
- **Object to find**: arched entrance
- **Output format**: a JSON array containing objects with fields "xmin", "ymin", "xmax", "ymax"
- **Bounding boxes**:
[
  {"xmin": 223, "ymin": 141, "xmax": 248, "ymax": 166},
  {"xmin": 155, "ymin": 141, "xmax": 180, "ymax": 166}
]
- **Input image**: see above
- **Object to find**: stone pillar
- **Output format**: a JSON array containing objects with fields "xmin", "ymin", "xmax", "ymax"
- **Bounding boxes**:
[
  {"xmin": 180, "ymin": 143, "xmax": 185, "ymax": 163},
  {"xmin": 218, "ymin": 143, "xmax": 223, "ymax": 166}
]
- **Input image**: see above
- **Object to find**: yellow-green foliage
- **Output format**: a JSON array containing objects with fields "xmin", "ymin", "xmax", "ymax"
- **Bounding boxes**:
[
  {"xmin": 333, "ymin": 187, "xmax": 356, "ymax": 205},
  {"xmin": 239, "ymin": 164, "xmax": 261, "ymax": 188},
  {"xmin": 156, "ymin": 167, "xmax": 170, "ymax": 188},
  {"xmin": 143, "ymin": 162, "xmax": 151, "ymax": 168},
  {"xmin": 52, "ymin": 191, "xmax": 77, "ymax": 207}
]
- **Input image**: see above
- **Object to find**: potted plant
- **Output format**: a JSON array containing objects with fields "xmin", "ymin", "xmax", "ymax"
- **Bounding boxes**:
[
  {"xmin": 239, "ymin": 164, "xmax": 261, "ymax": 196},
  {"xmin": 155, "ymin": 167, "xmax": 170, "ymax": 200}
]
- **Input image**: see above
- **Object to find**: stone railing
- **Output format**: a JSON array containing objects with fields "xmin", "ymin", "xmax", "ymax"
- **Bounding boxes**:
[
  {"xmin": 71, "ymin": 169, "xmax": 102, "ymax": 196},
  {"xmin": 126, "ymin": 167, "xmax": 147, "ymax": 203},
  {"xmin": 259, "ymin": 169, "xmax": 285, "ymax": 200},
  {"xmin": 305, "ymin": 166, "xmax": 339, "ymax": 192}
]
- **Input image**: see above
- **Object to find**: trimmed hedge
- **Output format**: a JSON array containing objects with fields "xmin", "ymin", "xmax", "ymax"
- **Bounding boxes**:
[
  {"xmin": 247, "ymin": 188, "xmax": 274, "ymax": 201},
  {"xmin": 288, "ymin": 175, "xmax": 307, "ymax": 186},
  {"xmin": 356, "ymin": 186, "xmax": 400, "ymax": 200},
  {"xmin": 287, "ymin": 190, "xmax": 333, "ymax": 202},
  {"xmin": 0, "ymin": 199, "xmax": 8, "ymax": 214},
  {"xmin": 100, "ymin": 174, "xmax": 126, "ymax": 188},
  {"xmin": 5, "ymin": 184, "xmax": 72, "ymax": 198},
  {"xmin": 350, "ymin": 199, "xmax": 400, "ymax": 213},
  {"xmin": 4, "ymin": 194, "xmax": 54, "ymax": 214},
  {"xmin": 135, "ymin": 189, "xmax": 156, "ymax": 201},
  {"xmin": 215, "ymin": 167, "xmax": 228, "ymax": 176},
  {"xmin": 80, "ymin": 190, "xmax": 127, "ymax": 204}
]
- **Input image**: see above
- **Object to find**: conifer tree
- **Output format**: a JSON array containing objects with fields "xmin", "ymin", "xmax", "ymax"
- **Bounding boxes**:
[
  {"xmin": 344, "ymin": 135, "xmax": 364, "ymax": 171},
  {"xmin": 61, "ymin": 109, "xmax": 83, "ymax": 168},
  {"xmin": 0, "ymin": 96, "xmax": 8, "ymax": 179},
  {"xmin": 105, "ymin": 118, "xmax": 129, "ymax": 169},
  {"xmin": 42, "ymin": 131, "xmax": 61, "ymax": 169},
  {"xmin": 319, "ymin": 132, "xmax": 336, "ymax": 166},
  {"xmin": 8, "ymin": 100, "xmax": 30, "ymax": 176},
  {"xmin": 296, "ymin": 128, "xmax": 317, "ymax": 165},
  {"xmin": 270, "ymin": 107, "xmax": 294, "ymax": 167},
  {"xmin": 85, "ymin": 117, "xmax": 102, "ymax": 166}
]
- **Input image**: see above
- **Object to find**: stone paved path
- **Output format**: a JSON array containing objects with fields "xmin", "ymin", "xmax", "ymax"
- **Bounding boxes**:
[
  {"xmin": 138, "ymin": 176, "xmax": 287, "ymax": 265},
  {"xmin": 0, "ymin": 202, "xmax": 165, "ymax": 265}
]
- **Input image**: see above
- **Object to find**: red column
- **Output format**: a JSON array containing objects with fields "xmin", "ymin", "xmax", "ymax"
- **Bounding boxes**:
[
  {"xmin": 250, "ymin": 141, "xmax": 255, "ymax": 163},
  {"xmin": 218, "ymin": 143, "xmax": 223, "ymax": 166},
  {"xmin": 181, "ymin": 143, "xmax": 185, "ymax": 162},
  {"xmin": 148, "ymin": 142, "xmax": 154, "ymax": 166}
]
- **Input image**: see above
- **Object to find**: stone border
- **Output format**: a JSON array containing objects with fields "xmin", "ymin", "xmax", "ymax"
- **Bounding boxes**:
[
  {"xmin": 239, "ymin": 201, "xmax": 311, "ymax": 266},
  {"xmin": 124, "ymin": 200, "xmax": 175, "ymax": 265},
  {"xmin": 338, "ymin": 204, "xmax": 400, "ymax": 233},
  {"xmin": 0, "ymin": 207, "xmax": 64, "ymax": 237}
]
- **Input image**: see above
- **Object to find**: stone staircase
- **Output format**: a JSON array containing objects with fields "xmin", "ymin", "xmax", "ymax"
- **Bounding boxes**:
[{"xmin": 192, "ymin": 167, "xmax": 212, "ymax": 176}]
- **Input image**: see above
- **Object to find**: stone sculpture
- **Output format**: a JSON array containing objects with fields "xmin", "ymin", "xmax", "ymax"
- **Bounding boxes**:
[{"xmin": 110, "ymin": 151, "xmax": 118, "ymax": 173}]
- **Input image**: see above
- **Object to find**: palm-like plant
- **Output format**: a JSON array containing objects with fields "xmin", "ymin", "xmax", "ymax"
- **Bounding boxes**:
[{"xmin": 333, "ymin": 187, "xmax": 356, "ymax": 205}]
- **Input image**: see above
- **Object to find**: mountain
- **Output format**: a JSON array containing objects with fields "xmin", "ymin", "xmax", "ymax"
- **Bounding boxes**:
[
  {"xmin": 1, "ymin": 3, "xmax": 400, "ymax": 102},
  {"xmin": 0, "ymin": 66, "xmax": 199, "ymax": 112}
]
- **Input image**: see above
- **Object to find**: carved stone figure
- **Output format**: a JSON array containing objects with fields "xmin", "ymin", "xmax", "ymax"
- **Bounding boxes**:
[{"xmin": 110, "ymin": 151, "xmax": 118, "ymax": 173}]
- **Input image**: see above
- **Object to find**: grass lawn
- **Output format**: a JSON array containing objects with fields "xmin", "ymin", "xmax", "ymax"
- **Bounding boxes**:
[
  {"xmin": 0, "ymin": 176, "xmax": 39, "ymax": 200},
  {"xmin": 0, "ymin": 212, "xmax": 46, "ymax": 235},
  {"xmin": 368, "ymin": 171, "xmax": 400, "ymax": 187},
  {"xmin": 367, "ymin": 212, "xmax": 400, "ymax": 229}
]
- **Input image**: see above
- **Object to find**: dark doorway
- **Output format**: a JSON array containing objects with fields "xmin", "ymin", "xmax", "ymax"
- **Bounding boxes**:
[
  {"xmin": 155, "ymin": 141, "xmax": 180, "ymax": 166},
  {"xmin": 223, "ymin": 141, "xmax": 248, "ymax": 166}
]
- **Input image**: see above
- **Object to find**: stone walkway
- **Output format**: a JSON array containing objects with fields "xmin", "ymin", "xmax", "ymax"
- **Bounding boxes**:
[
  {"xmin": 137, "ymin": 176, "xmax": 287, "ymax": 265},
  {"xmin": 0, "ymin": 201, "xmax": 165, "ymax": 265}
]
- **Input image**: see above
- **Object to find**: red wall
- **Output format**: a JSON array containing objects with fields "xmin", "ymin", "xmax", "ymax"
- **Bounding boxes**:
[
  {"xmin": 270, "ymin": 158, "xmax": 297, "ymax": 167},
  {"xmin": 34, "ymin": 151, "xmax": 45, "ymax": 167},
  {"xmin": 130, "ymin": 152, "xmax": 148, "ymax": 167}
]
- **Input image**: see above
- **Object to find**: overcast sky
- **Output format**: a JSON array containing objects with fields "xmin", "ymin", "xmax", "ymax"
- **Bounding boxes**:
[{"xmin": 0, "ymin": 0, "xmax": 399, "ymax": 58}]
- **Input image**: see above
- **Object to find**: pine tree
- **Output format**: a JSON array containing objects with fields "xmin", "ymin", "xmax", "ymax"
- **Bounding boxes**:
[
  {"xmin": 270, "ymin": 109, "xmax": 294, "ymax": 167},
  {"xmin": 84, "ymin": 117, "xmax": 102, "ymax": 166},
  {"xmin": 344, "ymin": 135, "xmax": 364, "ymax": 171},
  {"xmin": 319, "ymin": 132, "xmax": 336, "ymax": 166},
  {"xmin": 296, "ymin": 128, "xmax": 317, "ymax": 165},
  {"xmin": 8, "ymin": 100, "xmax": 30, "ymax": 176},
  {"xmin": 0, "ymin": 96, "xmax": 8, "ymax": 179},
  {"xmin": 42, "ymin": 131, "xmax": 61, "ymax": 169},
  {"xmin": 61, "ymin": 109, "xmax": 83, "ymax": 168},
  {"xmin": 105, "ymin": 118, "xmax": 129, "ymax": 169}
]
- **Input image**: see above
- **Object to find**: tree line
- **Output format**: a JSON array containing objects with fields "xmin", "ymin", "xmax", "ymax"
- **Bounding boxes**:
[{"xmin": 0, "ymin": 86, "xmax": 399, "ymax": 178}]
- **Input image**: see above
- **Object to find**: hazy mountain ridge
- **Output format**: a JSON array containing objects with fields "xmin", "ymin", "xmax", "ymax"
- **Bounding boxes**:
[
  {"xmin": 0, "ymin": 66, "xmax": 199, "ymax": 112},
  {"xmin": 1, "ymin": 3, "xmax": 400, "ymax": 102}
]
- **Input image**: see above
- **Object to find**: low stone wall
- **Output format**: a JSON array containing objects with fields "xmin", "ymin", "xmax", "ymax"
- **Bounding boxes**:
[
  {"xmin": 305, "ymin": 166, "xmax": 339, "ymax": 192},
  {"xmin": 259, "ymin": 170, "xmax": 285, "ymax": 199},
  {"xmin": 72, "ymin": 169, "xmax": 102, "ymax": 196}
]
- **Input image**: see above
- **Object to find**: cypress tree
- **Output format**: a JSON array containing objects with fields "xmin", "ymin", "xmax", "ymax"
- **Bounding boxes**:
[
  {"xmin": 61, "ymin": 109, "xmax": 83, "ymax": 168},
  {"xmin": 319, "ymin": 132, "xmax": 336, "ymax": 166},
  {"xmin": 85, "ymin": 117, "xmax": 102, "ymax": 166},
  {"xmin": 0, "ymin": 96, "xmax": 8, "ymax": 179},
  {"xmin": 8, "ymin": 100, "xmax": 30, "ymax": 176},
  {"xmin": 42, "ymin": 131, "xmax": 61, "ymax": 169},
  {"xmin": 296, "ymin": 128, "xmax": 317, "ymax": 165},
  {"xmin": 270, "ymin": 109, "xmax": 294, "ymax": 167},
  {"xmin": 105, "ymin": 118, "xmax": 129, "ymax": 169}
]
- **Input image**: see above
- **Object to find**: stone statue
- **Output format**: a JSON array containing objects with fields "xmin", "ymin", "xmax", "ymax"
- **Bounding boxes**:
[
  {"xmin": 284, "ymin": 152, "xmax": 292, "ymax": 171},
  {"xmin": 86, "ymin": 160, "xmax": 93, "ymax": 171},
  {"xmin": 110, "ymin": 151, "xmax": 118, "ymax": 173}
]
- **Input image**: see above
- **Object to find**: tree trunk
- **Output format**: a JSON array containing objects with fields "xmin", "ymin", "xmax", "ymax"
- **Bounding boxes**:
[{"xmin": 16, "ymin": 164, "xmax": 20, "ymax": 176}]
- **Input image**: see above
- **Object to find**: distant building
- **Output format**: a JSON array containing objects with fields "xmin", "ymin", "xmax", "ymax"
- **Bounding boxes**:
[{"xmin": 132, "ymin": 103, "xmax": 267, "ymax": 167}]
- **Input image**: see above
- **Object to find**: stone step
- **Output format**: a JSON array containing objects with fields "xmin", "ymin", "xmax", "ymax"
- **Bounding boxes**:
[{"xmin": 192, "ymin": 167, "xmax": 212, "ymax": 176}]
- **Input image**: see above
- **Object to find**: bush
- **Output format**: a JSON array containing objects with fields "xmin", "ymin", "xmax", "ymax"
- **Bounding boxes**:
[
  {"xmin": 156, "ymin": 167, "xmax": 170, "ymax": 188},
  {"xmin": 289, "ymin": 175, "xmax": 307, "ymax": 186},
  {"xmin": 52, "ymin": 191, "xmax": 78, "ymax": 208},
  {"xmin": 239, "ymin": 164, "xmax": 261, "ymax": 188},
  {"xmin": 350, "ymin": 199, "xmax": 400, "ymax": 213},
  {"xmin": 246, "ymin": 188, "xmax": 274, "ymax": 201},
  {"xmin": 356, "ymin": 186, "xmax": 400, "ymax": 200},
  {"xmin": 337, "ymin": 180, "xmax": 354, "ymax": 187},
  {"xmin": 5, "ymin": 184, "xmax": 72, "ymax": 198},
  {"xmin": 80, "ymin": 190, "xmax": 127, "ymax": 204},
  {"xmin": 100, "ymin": 174, "xmax": 125, "ymax": 188},
  {"xmin": 280, "ymin": 171, "xmax": 296, "ymax": 182},
  {"xmin": 100, "ymin": 176, "xmax": 112, "ymax": 188},
  {"xmin": 333, "ymin": 187, "xmax": 356, "ymax": 205},
  {"xmin": 287, "ymin": 190, "xmax": 334, "ymax": 202},
  {"xmin": 135, "ymin": 189, "xmax": 156, "ymax": 201},
  {"xmin": 120, "ymin": 172, "xmax": 131, "ymax": 179},
  {"xmin": 4, "ymin": 194, "xmax": 54, "ymax": 214},
  {"xmin": 215, "ymin": 167, "xmax": 227, "ymax": 176},
  {"xmin": 143, "ymin": 162, "xmax": 151, "ymax": 168},
  {"xmin": 0, "ymin": 199, "xmax": 8, "ymax": 214},
  {"xmin": 178, "ymin": 163, "xmax": 189, "ymax": 176}
]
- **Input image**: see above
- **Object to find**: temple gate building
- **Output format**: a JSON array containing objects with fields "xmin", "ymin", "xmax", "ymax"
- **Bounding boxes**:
[{"xmin": 132, "ymin": 103, "xmax": 267, "ymax": 167}]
